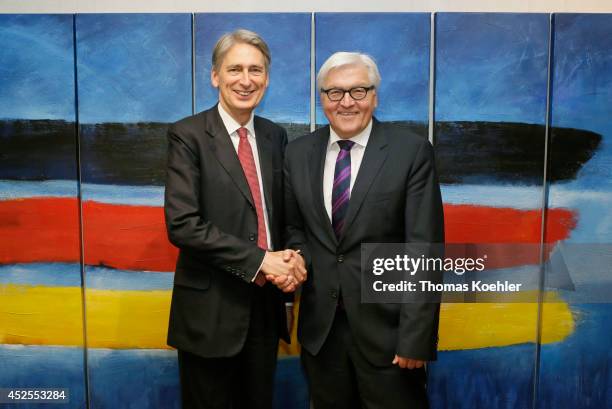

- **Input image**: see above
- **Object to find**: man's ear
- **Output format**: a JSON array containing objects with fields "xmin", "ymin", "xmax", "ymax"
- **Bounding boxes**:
[{"xmin": 211, "ymin": 69, "xmax": 219, "ymax": 88}]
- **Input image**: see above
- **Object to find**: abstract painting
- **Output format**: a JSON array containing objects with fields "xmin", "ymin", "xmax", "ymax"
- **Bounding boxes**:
[
  {"xmin": 429, "ymin": 13, "xmax": 554, "ymax": 409},
  {"xmin": 75, "ymin": 13, "xmax": 192, "ymax": 409},
  {"xmin": 537, "ymin": 13, "xmax": 612, "ymax": 409},
  {"xmin": 0, "ymin": 14, "xmax": 86, "ymax": 408},
  {"xmin": 1, "ymin": 11, "xmax": 611, "ymax": 409}
]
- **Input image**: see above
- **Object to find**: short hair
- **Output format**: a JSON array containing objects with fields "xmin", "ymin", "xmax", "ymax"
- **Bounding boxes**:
[
  {"xmin": 317, "ymin": 52, "xmax": 381, "ymax": 90},
  {"xmin": 211, "ymin": 29, "xmax": 271, "ymax": 72}
]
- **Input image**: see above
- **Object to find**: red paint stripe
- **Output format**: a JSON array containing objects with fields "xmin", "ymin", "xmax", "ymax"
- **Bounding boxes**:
[
  {"xmin": 0, "ymin": 198, "xmax": 576, "ymax": 271},
  {"xmin": 0, "ymin": 197, "xmax": 80, "ymax": 265},
  {"xmin": 445, "ymin": 204, "xmax": 576, "ymax": 269},
  {"xmin": 445, "ymin": 204, "xmax": 576, "ymax": 244},
  {"xmin": 82, "ymin": 200, "xmax": 178, "ymax": 272}
]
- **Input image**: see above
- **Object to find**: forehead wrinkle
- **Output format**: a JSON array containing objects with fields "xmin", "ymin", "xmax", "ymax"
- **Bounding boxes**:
[{"xmin": 324, "ymin": 66, "xmax": 370, "ymax": 89}]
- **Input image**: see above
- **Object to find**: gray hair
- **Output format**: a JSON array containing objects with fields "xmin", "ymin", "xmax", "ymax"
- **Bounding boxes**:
[
  {"xmin": 317, "ymin": 52, "xmax": 381, "ymax": 90},
  {"xmin": 212, "ymin": 29, "xmax": 271, "ymax": 72}
]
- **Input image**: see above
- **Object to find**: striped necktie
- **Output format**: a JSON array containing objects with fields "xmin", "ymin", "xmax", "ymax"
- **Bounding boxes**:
[{"xmin": 332, "ymin": 140, "xmax": 355, "ymax": 239}]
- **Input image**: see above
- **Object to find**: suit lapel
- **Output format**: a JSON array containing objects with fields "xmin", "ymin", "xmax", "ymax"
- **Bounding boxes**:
[
  {"xmin": 340, "ymin": 120, "xmax": 388, "ymax": 243},
  {"xmin": 254, "ymin": 117, "xmax": 274, "ymax": 219},
  {"xmin": 204, "ymin": 107, "xmax": 254, "ymax": 208},
  {"xmin": 309, "ymin": 127, "xmax": 338, "ymax": 250}
]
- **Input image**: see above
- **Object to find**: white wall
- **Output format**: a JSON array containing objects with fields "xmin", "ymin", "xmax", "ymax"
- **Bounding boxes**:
[{"xmin": 1, "ymin": 0, "xmax": 611, "ymax": 13}]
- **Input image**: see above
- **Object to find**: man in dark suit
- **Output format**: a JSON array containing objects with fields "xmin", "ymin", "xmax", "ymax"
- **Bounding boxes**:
[
  {"xmin": 282, "ymin": 52, "xmax": 445, "ymax": 409},
  {"xmin": 164, "ymin": 29, "xmax": 306, "ymax": 409}
]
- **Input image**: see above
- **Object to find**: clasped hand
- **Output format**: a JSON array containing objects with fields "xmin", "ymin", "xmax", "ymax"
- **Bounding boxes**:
[{"xmin": 260, "ymin": 249, "xmax": 307, "ymax": 292}]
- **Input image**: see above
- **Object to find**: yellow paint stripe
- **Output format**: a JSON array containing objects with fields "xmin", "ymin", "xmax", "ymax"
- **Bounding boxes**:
[
  {"xmin": 0, "ymin": 284, "xmax": 85, "ymax": 346},
  {"xmin": 86, "ymin": 287, "xmax": 171, "ymax": 349},
  {"xmin": 1, "ymin": 285, "xmax": 574, "ymax": 353},
  {"xmin": 438, "ymin": 293, "xmax": 574, "ymax": 350}
]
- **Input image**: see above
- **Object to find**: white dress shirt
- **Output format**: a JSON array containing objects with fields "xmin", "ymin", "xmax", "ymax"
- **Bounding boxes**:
[
  {"xmin": 217, "ymin": 104, "xmax": 272, "ymax": 251},
  {"xmin": 323, "ymin": 120, "xmax": 373, "ymax": 221}
]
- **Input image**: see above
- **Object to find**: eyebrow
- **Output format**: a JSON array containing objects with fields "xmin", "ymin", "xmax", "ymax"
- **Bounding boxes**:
[
  {"xmin": 325, "ymin": 85, "xmax": 370, "ymax": 89},
  {"xmin": 226, "ymin": 64, "xmax": 265, "ymax": 69}
]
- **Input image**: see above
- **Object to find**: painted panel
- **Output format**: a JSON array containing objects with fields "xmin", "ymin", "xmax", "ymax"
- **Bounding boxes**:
[
  {"xmin": 537, "ymin": 13, "xmax": 612, "ymax": 409},
  {"xmin": 195, "ymin": 13, "xmax": 311, "ymax": 141},
  {"xmin": 429, "ymin": 13, "xmax": 552, "ymax": 409},
  {"xmin": 75, "ymin": 13, "xmax": 192, "ymax": 408},
  {"xmin": 0, "ymin": 14, "xmax": 86, "ymax": 408},
  {"xmin": 315, "ymin": 12, "xmax": 430, "ymax": 137}
]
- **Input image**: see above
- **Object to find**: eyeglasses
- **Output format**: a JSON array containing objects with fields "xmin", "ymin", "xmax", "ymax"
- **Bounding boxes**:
[{"xmin": 320, "ymin": 86, "xmax": 375, "ymax": 101}]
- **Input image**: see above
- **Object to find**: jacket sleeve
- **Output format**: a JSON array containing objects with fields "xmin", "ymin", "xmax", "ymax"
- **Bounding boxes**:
[
  {"xmin": 164, "ymin": 125, "xmax": 265, "ymax": 282},
  {"xmin": 396, "ymin": 138, "xmax": 445, "ymax": 360},
  {"xmin": 283, "ymin": 144, "xmax": 312, "ymax": 270}
]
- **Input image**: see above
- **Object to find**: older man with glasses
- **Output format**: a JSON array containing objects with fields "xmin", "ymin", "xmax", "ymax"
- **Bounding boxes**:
[{"xmin": 277, "ymin": 51, "xmax": 445, "ymax": 409}]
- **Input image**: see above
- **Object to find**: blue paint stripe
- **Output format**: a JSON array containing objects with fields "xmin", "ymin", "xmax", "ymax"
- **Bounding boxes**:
[
  {"xmin": 0, "ymin": 180, "xmax": 78, "ymax": 200},
  {"xmin": 0, "ymin": 263, "xmax": 173, "ymax": 290},
  {"xmin": 4, "ymin": 180, "xmax": 610, "ymax": 210},
  {"xmin": 0, "ymin": 263, "xmax": 82, "ymax": 287},
  {"xmin": 80, "ymin": 183, "xmax": 163, "ymax": 206},
  {"xmin": 85, "ymin": 266, "xmax": 173, "ymax": 290},
  {"xmin": 0, "ymin": 180, "xmax": 163, "ymax": 206}
]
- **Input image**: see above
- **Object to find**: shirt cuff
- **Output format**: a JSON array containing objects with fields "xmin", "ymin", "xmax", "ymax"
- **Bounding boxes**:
[{"xmin": 251, "ymin": 251, "xmax": 267, "ymax": 282}]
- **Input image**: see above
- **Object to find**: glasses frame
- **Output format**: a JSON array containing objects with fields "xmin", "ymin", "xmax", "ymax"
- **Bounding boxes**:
[{"xmin": 320, "ymin": 86, "xmax": 375, "ymax": 101}]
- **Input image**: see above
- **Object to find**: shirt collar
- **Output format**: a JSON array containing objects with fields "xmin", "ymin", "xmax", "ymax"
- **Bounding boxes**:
[
  {"xmin": 217, "ymin": 103, "xmax": 256, "ymax": 137},
  {"xmin": 328, "ymin": 119, "xmax": 373, "ymax": 150}
]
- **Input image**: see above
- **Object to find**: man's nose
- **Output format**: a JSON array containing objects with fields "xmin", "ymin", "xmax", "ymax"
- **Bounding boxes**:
[
  {"xmin": 339, "ymin": 91, "xmax": 355, "ymax": 107},
  {"xmin": 239, "ymin": 69, "xmax": 251, "ymax": 87}
]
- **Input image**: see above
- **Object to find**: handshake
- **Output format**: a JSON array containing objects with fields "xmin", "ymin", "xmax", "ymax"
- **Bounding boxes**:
[{"xmin": 260, "ymin": 249, "xmax": 307, "ymax": 293}]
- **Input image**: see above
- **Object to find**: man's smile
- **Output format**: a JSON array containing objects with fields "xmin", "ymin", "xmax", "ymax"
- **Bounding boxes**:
[{"xmin": 234, "ymin": 89, "xmax": 255, "ymax": 97}]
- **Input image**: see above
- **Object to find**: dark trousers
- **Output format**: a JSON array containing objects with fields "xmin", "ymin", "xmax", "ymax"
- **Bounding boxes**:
[
  {"xmin": 178, "ymin": 287, "xmax": 279, "ymax": 409},
  {"xmin": 302, "ymin": 308, "xmax": 429, "ymax": 409}
]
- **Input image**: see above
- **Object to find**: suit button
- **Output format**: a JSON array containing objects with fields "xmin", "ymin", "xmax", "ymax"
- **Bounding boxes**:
[
  {"xmin": 337, "ymin": 255, "xmax": 344, "ymax": 263},
  {"xmin": 249, "ymin": 234, "xmax": 256, "ymax": 242},
  {"xmin": 330, "ymin": 290, "xmax": 338, "ymax": 299}
]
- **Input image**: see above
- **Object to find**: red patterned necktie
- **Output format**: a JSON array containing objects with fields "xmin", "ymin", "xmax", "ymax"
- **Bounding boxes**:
[{"xmin": 237, "ymin": 127, "xmax": 268, "ymax": 286}]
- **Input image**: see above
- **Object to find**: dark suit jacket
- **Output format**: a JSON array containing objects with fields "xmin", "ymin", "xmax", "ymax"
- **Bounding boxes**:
[
  {"xmin": 165, "ymin": 105, "xmax": 289, "ymax": 358},
  {"xmin": 285, "ymin": 119, "xmax": 444, "ymax": 366}
]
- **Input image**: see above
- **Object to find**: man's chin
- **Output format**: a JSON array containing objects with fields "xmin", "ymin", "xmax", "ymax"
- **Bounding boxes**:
[
  {"xmin": 333, "ymin": 125, "xmax": 360, "ymax": 138},
  {"xmin": 230, "ymin": 101, "xmax": 257, "ymax": 111}
]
